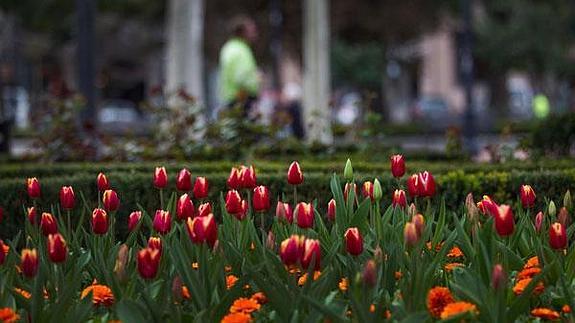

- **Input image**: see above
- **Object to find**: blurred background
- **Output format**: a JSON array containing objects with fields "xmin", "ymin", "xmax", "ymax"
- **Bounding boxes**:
[{"xmin": 0, "ymin": 0, "xmax": 574, "ymax": 162}]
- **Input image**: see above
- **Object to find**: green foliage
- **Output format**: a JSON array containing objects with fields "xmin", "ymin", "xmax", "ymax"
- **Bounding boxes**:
[
  {"xmin": 331, "ymin": 40, "xmax": 384, "ymax": 90},
  {"xmin": 528, "ymin": 112, "xmax": 575, "ymax": 157}
]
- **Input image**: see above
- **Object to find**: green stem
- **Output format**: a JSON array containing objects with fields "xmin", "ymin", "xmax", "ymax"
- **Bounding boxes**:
[{"xmin": 160, "ymin": 189, "xmax": 164, "ymax": 210}]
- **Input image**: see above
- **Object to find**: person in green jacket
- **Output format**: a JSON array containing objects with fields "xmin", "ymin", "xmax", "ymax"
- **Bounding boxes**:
[{"xmin": 219, "ymin": 16, "xmax": 260, "ymax": 114}]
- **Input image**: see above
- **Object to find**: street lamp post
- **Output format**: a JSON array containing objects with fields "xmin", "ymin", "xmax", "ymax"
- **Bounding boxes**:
[{"xmin": 461, "ymin": 0, "xmax": 477, "ymax": 156}]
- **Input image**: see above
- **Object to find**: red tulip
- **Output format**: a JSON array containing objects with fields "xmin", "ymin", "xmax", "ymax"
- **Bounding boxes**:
[
  {"xmin": 128, "ymin": 211, "xmax": 142, "ymax": 232},
  {"xmin": 301, "ymin": 239, "xmax": 321, "ymax": 270},
  {"xmin": 197, "ymin": 202, "xmax": 212, "ymax": 218},
  {"xmin": 534, "ymin": 211, "xmax": 543, "ymax": 233},
  {"xmin": 176, "ymin": 168, "xmax": 192, "ymax": 191},
  {"xmin": 390, "ymin": 154, "xmax": 405, "ymax": 178},
  {"xmin": 225, "ymin": 190, "xmax": 243, "ymax": 215},
  {"xmin": 236, "ymin": 200, "xmax": 249, "ymax": 220},
  {"xmin": 154, "ymin": 167, "xmax": 168, "ymax": 189},
  {"xmin": 59, "ymin": 186, "xmax": 75, "ymax": 210},
  {"xmin": 558, "ymin": 207, "xmax": 570, "ymax": 227},
  {"xmin": 363, "ymin": 260, "xmax": 377, "ymax": 287},
  {"xmin": 392, "ymin": 189, "xmax": 407, "ymax": 208},
  {"xmin": 407, "ymin": 174, "xmax": 419, "ymax": 197},
  {"xmin": 413, "ymin": 213, "xmax": 425, "ymax": 237},
  {"xmin": 27, "ymin": 177, "xmax": 41, "ymax": 199},
  {"xmin": 91, "ymin": 208, "xmax": 109, "ymax": 235},
  {"xmin": 40, "ymin": 212, "xmax": 58, "ymax": 236},
  {"xmin": 153, "ymin": 210, "xmax": 171, "ymax": 235},
  {"xmin": 417, "ymin": 171, "xmax": 436, "ymax": 197},
  {"xmin": 362, "ymin": 181, "xmax": 374, "ymax": 201},
  {"xmin": 279, "ymin": 235, "xmax": 304, "ymax": 266},
  {"xmin": 520, "ymin": 185, "xmax": 536, "ymax": 208},
  {"xmin": 0, "ymin": 239, "xmax": 6, "ymax": 265},
  {"xmin": 477, "ymin": 195, "xmax": 499, "ymax": 216},
  {"xmin": 491, "ymin": 264, "xmax": 506, "ymax": 290},
  {"xmin": 21, "ymin": 248, "xmax": 39, "ymax": 278},
  {"xmin": 494, "ymin": 205, "xmax": 514, "ymax": 236},
  {"xmin": 193, "ymin": 176, "xmax": 209, "ymax": 199},
  {"xmin": 404, "ymin": 222, "xmax": 418, "ymax": 246},
  {"xmin": 102, "ymin": 190, "xmax": 120, "ymax": 212},
  {"xmin": 344, "ymin": 227, "xmax": 363, "ymax": 256},
  {"xmin": 147, "ymin": 236, "xmax": 162, "ymax": 254},
  {"xmin": 344, "ymin": 183, "xmax": 358, "ymax": 201},
  {"xmin": 176, "ymin": 194, "xmax": 195, "ymax": 220},
  {"xmin": 240, "ymin": 165, "xmax": 257, "ymax": 189},
  {"xmin": 253, "ymin": 186, "xmax": 270, "ymax": 212},
  {"xmin": 47, "ymin": 233, "xmax": 67, "ymax": 263},
  {"xmin": 137, "ymin": 248, "xmax": 161, "ymax": 279},
  {"xmin": 275, "ymin": 201, "xmax": 293, "ymax": 223},
  {"xmin": 549, "ymin": 222, "xmax": 567, "ymax": 250},
  {"xmin": 295, "ymin": 202, "xmax": 314, "ymax": 229},
  {"xmin": 27, "ymin": 207, "xmax": 37, "ymax": 225},
  {"xmin": 327, "ymin": 199, "xmax": 336, "ymax": 221},
  {"xmin": 97, "ymin": 172, "xmax": 110, "ymax": 191},
  {"xmin": 287, "ymin": 161, "xmax": 304, "ymax": 185},
  {"xmin": 186, "ymin": 213, "xmax": 217, "ymax": 247},
  {"xmin": 266, "ymin": 231, "xmax": 276, "ymax": 250},
  {"xmin": 227, "ymin": 167, "xmax": 241, "ymax": 190}
]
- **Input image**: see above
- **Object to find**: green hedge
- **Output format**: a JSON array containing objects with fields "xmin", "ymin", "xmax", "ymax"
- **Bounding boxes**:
[{"xmin": 1, "ymin": 167, "xmax": 574, "ymax": 238}]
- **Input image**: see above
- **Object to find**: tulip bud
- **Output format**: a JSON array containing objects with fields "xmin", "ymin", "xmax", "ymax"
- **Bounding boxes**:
[
  {"xmin": 362, "ymin": 260, "xmax": 377, "ymax": 287},
  {"xmin": 225, "ymin": 190, "xmax": 243, "ymax": 215},
  {"xmin": 102, "ymin": 189, "xmax": 120, "ymax": 212},
  {"xmin": 362, "ymin": 181, "xmax": 374, "ymax": 201},
  {"xmin": 26, "ymin": 177, "xmax": 41, "ymax": 199},
  {"xmin": 404, "ymin": 222, "xmax": 418, "ymax": 247},
  {"xmin": 392, "ymin": 189, "xmax": 407, "ymax": 209},
  {"xmin": 287, "ymin": 161, "xmax": 304, "ymax": 185},
  {"xmin": 91, "ymin": 208, "xmax": 109, "ymax": 235},
  {"xmin": 344, "ymin": 159, "xmax": 353, "ymax": 182},
  {"xmin": 390, "ymin": 154, "xmax": 406, "ymax": 178},
  {"xmin": 197, "ymin": 202, "xmax": 212, "ymax": 218},
  {"xmin": 558, "ymin": 207, "xmax": 570, "ymax": 227},
  {"xmin": 193, "ymin": 176, "xmax": 209, "ymax": 199},
  {"xmin": 520, "ymin": 185, "xmax": 536, "ymax": 208},
  {"xmin": 343, "ymin": 183, "xmax": 358, "ymax": 202},
  {"xmin": 548, "ymin": 201, "xmax": 557, "ymax": 217},
  {"xmin": 21, "ymin": 248, "xmax": 39, "ymax": 278},
  {"xmin": 40, "ymin": 212, "xmax": 58, "ymax": 236},
  {"xmin": 172, "ymin": 276, "xmax": 184, "ymax": 303},
  {"xmin": 176, "ymin": 194, "xmax": 195, "ymax": 221},
  {"xmin": 27, "ymin": 207, "xmax": 37, "ymax": 225},
  {"xmin": 374, "ymin": 245, "xmax": 384, "ymax": 263},
  {"xmin": 153, "ymin": 167, "xmax": 168, "ymax": 189},
  {"xmin": 301, "ymin": 239, "xmax": 321, "ymax": 270},
  {"xmin": 266, "ymin": 231, "xmax": 275, "ymax": 250},
  {"xmin": 344, "ymin": 227, "xmax": 363, "ymax": 256},
  {"xmin": 478, "ymin": 195, "xmax": 499, "ymax": 216},
  {"xmin": 59, "ymin": 186, "xmax": 75, "ymax": 210},
  {"xmin": 549, "ymin": 222, "xmax": 567, "ymax": 250},
  {"xmin": 373, "ymin": 179, "xmax": 382, "ymax": 201},
  {"xmin": 114, "ymin": 244, "xmax": 129, "ymax": 283},
  {"xmin": 47, "ymin": 233, "xmax": 67, "ymax": 263},
  {"xmin": 176, "ymin": 168, "xmax": 192, "ymax": 191},
  {"xmin": 147, "ymin": 236, "xmax": 162, "ymax": 254},
  {"xmin": 186, "ymin": 214, "xmax": 218, "ymax": 247},
  {"xmin": 564, "ymin": 190, "xmax": 572, "ymax": 211},
  {"xmin": 413, "ymin": 213, "xmax": 425, "ymax": 237},
  {"xmin": 279, "ymin": 235, "xmax": 304, "ymax": 266},
  {"xmin": 240, "ymin": 165, "xmax": 257, "ymax": 189},
  {"xmin": 417, "ymin": 171, "xmax": 436, "ymax": 197},
  {"xmin": 327, "ymin": 199, "xmax": 336, "ymax": 222},
  {"xmin": 97, "ymin": 172, "xmax": 109, "ymax": 191},
  {"xmin": 465, "ymin": 193, "xmax": 478, "ymax": 221},
  {"xmin": 494, "ymin": 205, "xmax": 514, "ymax": 237},
  {"xmin": 227, "ymin": 167, "xmax": 241, "ymax": 190},
  {"xmin": 128, "ymin": 211, "xmax": 142, "ymax": 232},
  {"xmin": 153, "ymin": 210, "xmax": 171, "ymax": 235},
  {"xmin": 407, "ymin": 174, "xmax": 419, "ymax": 197},
  {"xmin": 295, "ymin": 202, "xmax": 314, "ymax": 229},
  {"xmin": 253, "ymin": 186, "xmax": 270, "ymax": 212},
  {"xmin": 276, "ymin": 201, "xmax": 293, "ymax": 223},
  {"xmin": 0, "ymin": 239, "xmax": 6, "ymax": 265},
  {"xmin": 137, "ymin": 248, "xmax": 161, "ymax": 279},
  {"xmin": 491, "ymin": 264, "xmax": 506, "ymax": 290},
  {"xmin": 534, "ymin": 211, "xmax": 544, "ymax": 233}
]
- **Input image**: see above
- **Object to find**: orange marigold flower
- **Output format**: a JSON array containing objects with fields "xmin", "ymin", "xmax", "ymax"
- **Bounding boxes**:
[
  {"xmin": 447, "ymin": 246, "xmax": 464, "ymax": 258},
  {"xmin": 182, "ymin": 286, "xmax": 191, "ymax": 299},
  {"xmin": 221, "ymin": 312, "xmax": 252, "ymax": 323},
  {"xmin": 2, "ymin": 244, "xmax": 9, "ymax": 256},
  {"xmin": 192, "ymin": 262, "xmax": 199, "ymax": 270},
  {"xmin": 338, "ymin": 277, "xmax": 348, "ymax": 292},
  {"xmin": 80, "ymin": 284, "xmax": 115, "ymax": 307},
  {"xmin": 444, "ymin": 262, "xmax": 464, "ymax": 272},
  {"xmin": 0, "ymin": 308, "xmax": 19, "ymax": 323},
  {"xmin": 513, "ymin": 278, "xmax": 544, "ymax": 295},
  {"xmin": 230, "ymin": 297, "xmax": 261, "ymax": 314},
  {"xmin": 385, "ymin": 310, "xmax": 391, "ymax": 319},
  {"xmin": 298, "ymin": 271, "xmax": 321, "ymax": 286},
  {"xmin": 14, "ymin": 288, "xmax": 31, "ymax": 299},
  {"xmin": 426, "ymin": 287, "xmax": 454, "ymax": 318},
  {"xmin": 226, "ymin": 275, "xmax": 238, "ymax": 290},
  {"xmin": 250, "ymin": 292, "xmax": 267, "ymax": 304},
  {"xmin": 426, "ymin": 241, "xmax": 443, "ymax": 251},
  {"xmin": 369, "ymin": 304, "xmax": 375, "ymax": 313},
  {"xmin": 440, "ymin": 301, "xmax": 478, "ymax": 319},
  {"xmin": 225, "ymin": 265, "xmax": 232, "ymax": 272},
  {"xmin": 394, "ymin": 271, "xmax": 403, "ymax": 280},
  {"xmin": 287, "ymin": 266, "xmax": 300, "ymax": 275},
  {"xmin": 524, "ymin": 256, "xmax": 539, "ymax": 269},
  {"xmin": 562, "ymin": 305, "xmax": 571, "ymax": 313},
  {"xmin": 250, "ymin": 242, "xmax": 255, "ymax": 251},
  {"xmin": 531, "ymin": 308, "xmax": 560, "ymax": 320},
  {"xmin": 517, "ymin": 267, "xmax": 541, "ymax": 280}
]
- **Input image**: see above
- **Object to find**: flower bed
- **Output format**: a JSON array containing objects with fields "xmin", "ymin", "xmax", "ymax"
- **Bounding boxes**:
[{"xmin": 0, "ymin": 157, "xmax": 573, "ymax": 322}]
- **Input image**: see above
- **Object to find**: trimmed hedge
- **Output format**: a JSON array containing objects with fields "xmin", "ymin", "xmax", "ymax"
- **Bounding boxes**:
[{"xmin": 1, "ymin": 166, "xmax": 574, "ymax": 238}]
